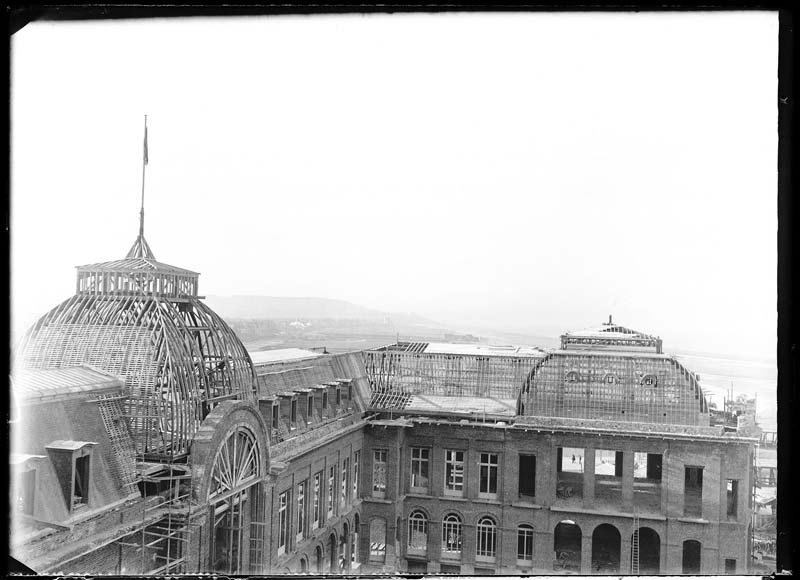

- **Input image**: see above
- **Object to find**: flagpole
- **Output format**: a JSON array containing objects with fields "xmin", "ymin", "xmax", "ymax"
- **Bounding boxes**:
[{"xmin": 140, "ymin": 114, "xmax": 148, "ymax": 238}]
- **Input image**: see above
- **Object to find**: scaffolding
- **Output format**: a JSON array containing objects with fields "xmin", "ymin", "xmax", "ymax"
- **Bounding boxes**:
[{"xmin": 114, "ymin": 464, "xmax": 194, "ymax": 575}]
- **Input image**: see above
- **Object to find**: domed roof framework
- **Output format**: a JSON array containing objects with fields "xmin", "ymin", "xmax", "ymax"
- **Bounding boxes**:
[{"xmin": 18, "ymin": 240, "xmax": 256, "ymax": 460}]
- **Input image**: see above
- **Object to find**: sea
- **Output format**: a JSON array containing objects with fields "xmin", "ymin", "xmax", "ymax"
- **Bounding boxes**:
[{"xmin": 672, "ymin": 350, "xmax": 777, "ymax": 432}]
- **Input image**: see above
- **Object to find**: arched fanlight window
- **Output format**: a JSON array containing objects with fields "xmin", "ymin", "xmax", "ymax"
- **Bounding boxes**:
[
  {"xmin": 565, "ymin": 371, "xmax": 579, "ymax": 383},
  {"xmin": 441, "ymin": 513, "xmax": 462, "ymax": 557},
  {"xmin": 408, "ymin": 510, "xmax": 428, "ymax": 552},
  {"xmin": 604, "ymin": 373, "xmax": 616, "ymax": 385},
  {"xmin": 476, "ymin": 516, "xmax": 497, "ymax": 559},
  {"xmin": 517, "ymin": 524, "xmax": 534, "ymax": 563}
]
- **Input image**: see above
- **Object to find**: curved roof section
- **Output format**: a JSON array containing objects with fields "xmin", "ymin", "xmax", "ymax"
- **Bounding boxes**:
[{"xmin": 519, "ymin": 350, "xmax": 709, "ymax": 426}]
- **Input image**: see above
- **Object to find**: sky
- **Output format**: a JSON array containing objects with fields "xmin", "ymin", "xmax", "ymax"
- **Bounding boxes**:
[{"xmin": 10, "ymin": 12, "xmax": 778, "ymax": 359}]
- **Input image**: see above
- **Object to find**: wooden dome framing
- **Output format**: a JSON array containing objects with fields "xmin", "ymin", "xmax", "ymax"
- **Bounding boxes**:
[{"xmin": 17, "ymin": 239, "xmax": 257, "ymax": 461}]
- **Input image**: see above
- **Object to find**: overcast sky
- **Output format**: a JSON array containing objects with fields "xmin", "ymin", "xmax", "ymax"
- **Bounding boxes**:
[{"xmin": 11, "ymin": 12, "xmax": 778, "ymax": 358}]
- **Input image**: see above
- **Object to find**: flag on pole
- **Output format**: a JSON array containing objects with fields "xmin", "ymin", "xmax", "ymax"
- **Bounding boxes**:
[{"xmin": 143, "ymin": 119, "xmax": 149, "ymax": 165}]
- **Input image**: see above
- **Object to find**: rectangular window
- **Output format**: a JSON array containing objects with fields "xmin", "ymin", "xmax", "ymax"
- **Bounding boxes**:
[
  {"xmin": 684, "ymin": 466, "xmax": 703, "ymax": 517},
  {"xmin": 559, "ymin": 447, "xmax": 585, "ymax": 473},
  {"xmin": 278, "ymin": 490, "xmax": 289, "ymax": 555},
  {"xmin": 445, "ymin": 450, "xmax": 465, "ymax": 496},
  {"xmin": 352, "ymin": 451, "xmax": 360, "ymax": 500},
  {"xmin": 725, "ymin": 558, "xmax": 736, "ymax": 573},
  {"xmin": 410, "ymin": 447, "xmax": 430, "ymax": 492},
  {"xmin": 518, "ymin": 454, "xmax": 536, "ymax": 498},
  {"xmin": 633, "ymin": 452, "xmax": 663, "ymax": 513},
  {"xmin": 726, "ymin": 479, "xmax": 739, "ymax": 518},
  {"xmin": 479, "ymin": 452, "xmax": 499, "ymax": 496},
  {"xmin": 327, "ymin": 466, "xmax": 336, "ymax": 518},
  {"xmin": 297, "ymin": 480, "xmax": 307, "ymax": 541},
  {"xmin": 372, "ymin": 449, "xmax": 387, "ymax": 497},
  {"xmin": 323, "ymin": 391, "xmax": 328, "ymax": 410},
  {"xmin": 73, "ymin": 455, "xmax": 90, "ymax": 507},
  {"xmin": 307, "ymin": 395, "xmax": 314, "ymax": 421},
  {"xmin": 336, "ymin": 387, "xmax": 341, "ymax": 405},
  {"xmin": 517, "ymin": 526, "xmax": 534, "ymax": 563},
  {"xmin": 290, "ymin": 399, "xmax": 297, "ymax": 424},
  {"xmin": 272, "ymin": 403, "xmax": 279, "ymax": 428},
  {"xmin": 341, "ymin": 458, "xmax": 349, "ymax": 508},
  {"xmin": 312, "ymin": 472, "xmax": 322, "ymax": 529}
]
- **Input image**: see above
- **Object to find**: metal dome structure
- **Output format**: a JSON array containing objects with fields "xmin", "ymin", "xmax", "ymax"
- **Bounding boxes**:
[{"xmin": 17, "ymin": 229, "xmax": 257, "ymax": 461}]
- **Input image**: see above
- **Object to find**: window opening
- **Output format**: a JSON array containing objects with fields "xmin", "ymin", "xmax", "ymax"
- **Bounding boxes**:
[
  {"xmin": 517, "ymin": 524, "xmax": 534, "ymax": 563},
  {"xmin": 445, "ymin": 450, "xmax": 465, "ymax": 496},
  {"xmin": 479, "ymin": 453, "xmax": 499, "ymax": 497},
  {"xmin": 518, "ymin": 454, "xmax": 536, "ymax": 498},
  {"xmin": 372, "ymin": 449, "xmax": 387, "ymax": 497},
  {"xmin": 408, "ymin": 510, "xmax": 428, "ymax": 554},
  {"xmin": 476, "ymin": 517, "xmax": 497, "ymax": 560},
  {"xmin": 410, "ymin": 448, "xmax": 430, "ymax": 492},
  {"xmin": 441, "ymin": 513, "xmax": 462, "ymax": 558}
]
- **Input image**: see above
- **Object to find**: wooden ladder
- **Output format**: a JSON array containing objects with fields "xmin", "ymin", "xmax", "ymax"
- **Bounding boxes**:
[{"xmin": 631, "ymin": 512, "xmax": 640, "ymax": 574}]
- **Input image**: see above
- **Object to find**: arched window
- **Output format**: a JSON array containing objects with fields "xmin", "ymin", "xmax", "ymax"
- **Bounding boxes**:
[
  {"xmin": 604, "ymin": 373, "xmax": 616, "ymax": 385},
  {"xmin": 299, "ymin": 558, "xmax": 308, "ymax": 573},
  {"xmin": 369, "ymin": 518, "xmax": 386, "ymax": 563},
  {"xmin": 441, "ymin": 513, "xmax": 462, "ymax": 557},
  {"xmin": 476, "ymin": 516, "xmax": 497, "ymax": 559},
  {"xmin": 642, "ymin": 374, "xmax": 658, "ymax": 387},
  {"xmin": 517, "ymin": 524, "xmax": 534, "ymax": 563},
  {"xmin": 408, "ymin": 510, "xmax": 428, "ymax": 553},
  {"xmin": 565, "ymin": 371, "xmax": 579, "ymax": 383}
]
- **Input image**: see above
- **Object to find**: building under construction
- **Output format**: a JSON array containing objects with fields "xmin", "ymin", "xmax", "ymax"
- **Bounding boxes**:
[
  {"xmin": 359, "ymin": 322, "xmax": 756, "ymax": 575},
  {"xmin": 8, "ymin": 122, "xmax": 756, "ymax": 574}
]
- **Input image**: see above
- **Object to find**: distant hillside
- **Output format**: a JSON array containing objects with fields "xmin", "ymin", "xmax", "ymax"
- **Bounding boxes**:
[{"xmin": 204, "ymin": 295, "xmax": 442, "ymax": 328}]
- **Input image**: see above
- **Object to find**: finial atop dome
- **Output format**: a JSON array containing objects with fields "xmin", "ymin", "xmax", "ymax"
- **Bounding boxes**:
[{"xmin": 126, "ymin": 115, "xmax": 156, "ymax": 260}]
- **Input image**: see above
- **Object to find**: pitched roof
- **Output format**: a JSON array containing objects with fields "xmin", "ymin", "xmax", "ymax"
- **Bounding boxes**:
[
  {"xmin": 249, "ymin": 348, "xmax": 323, "ymax": 365},
  {"xmin": 12, "ymin": 366, "xmax": 124, "ymax": 401},
  {"xmin": 76, "ymin": 256, "xmax": 198, "ymax": 276}
]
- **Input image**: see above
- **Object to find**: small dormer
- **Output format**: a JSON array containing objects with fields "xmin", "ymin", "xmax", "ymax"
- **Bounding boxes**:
[{"xmin": 45, "ymin": 440, "xmax": 97, "ymax": 514}]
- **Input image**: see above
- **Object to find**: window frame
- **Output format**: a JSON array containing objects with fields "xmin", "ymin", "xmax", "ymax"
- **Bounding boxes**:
[
  {"xmin": 352, "ymin": 450, "xmax": 360, "ymax": 500},
  {"xmin": 327, "ymin": 466, "xmax": 336, "ymax": 518},
  {"xmin": 441, "ymin": 513, "xmax": 463, "ymax": 559},
  {"xmin": 410, "ymin": 447, "xmax": 430, "ymax": 493},
  {"xmin": 516, "ymin": 524, "xmax": 534, "ymax": 564},
  {"xmin": 278, "ymin": 490, "xmax": 290, "ymax": 555},
  {"xmin": 478, "ymin": 452, "xmax": 499, "ymax": 498},
  {"xmin": 475, "ymin": 516, "xmax": 497, "ymax": 561},
  {"xmin": 407, "ymin": 510, "xmax": 428, "ymax": 555},
  {"xmin": 312, "ymin": 471, "xmax": 322, "ymax": 530},
  {"xmin": 372, "ymin": 449, "xmax": 388, "ymax": 498},
  {"xmin": 297, "ymin": 480, "xmax": 307, "ymax": 542},
  {"xmin": 444, "ymin": 450, "xmax": 465, "ymax": 497},
  {"xmin": 340, "ymin": 458, "xmax": 349, "ymax": 509}
]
